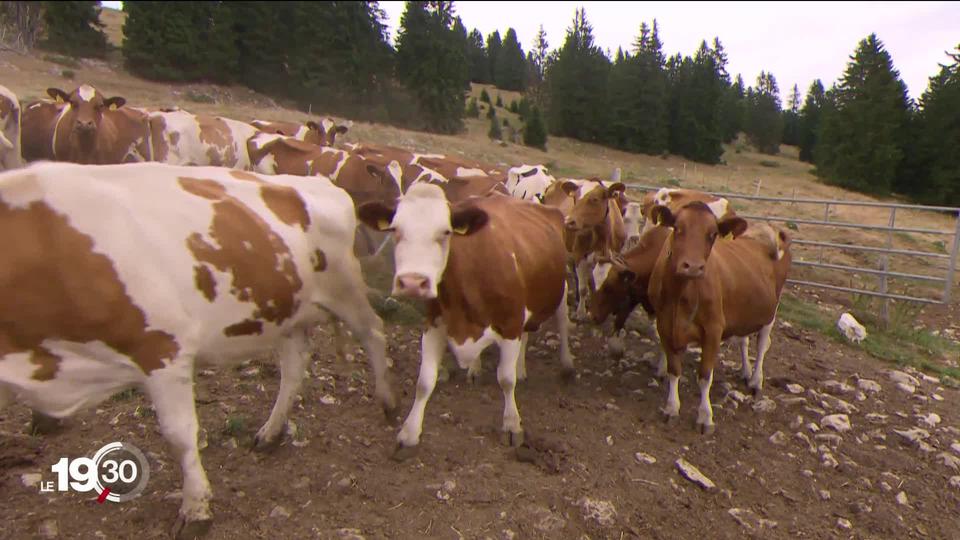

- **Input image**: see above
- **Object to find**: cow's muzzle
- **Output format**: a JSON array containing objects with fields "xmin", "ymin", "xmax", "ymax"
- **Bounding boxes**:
[{"xmin": 393, "ymin": 273, "xmax": 434, "ymax": 299}]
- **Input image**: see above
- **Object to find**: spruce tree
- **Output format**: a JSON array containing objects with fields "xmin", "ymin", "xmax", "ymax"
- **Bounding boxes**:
[
  {"xmin": 122, "ymin": 1, "xmax": 208, "ymax": 80},
  {"xmin": 744, "ymin": 71, "xmax": 783, "ymax": 154},
  {"xmin": 466, "ymin": 29, "xmax": 489, "ymax": 83},
  {"xmin": 814, "ymin": 33, "xmax": 912, "ymax": 195},
  {"xmin": 495, "ymin": 28, "xmax": 526, "ymax": 91},
  {"xmin": 486, "ymin": 30, "xmax": 502, "ymax": 86},
  {"xmin": 798, "ymin": 79, "xmax": 825, "ymax": 162},
  {"xmin": 466, "ymin": 97, "xmax": 480, "ymax": 117},
  {"xmin": 480, "ymin": 88, "xmax": 490, "ymax": 103},
  {"xmin": 528, "ymin": 25, "xmax": 549, "ymax": 106},
  {"xmin": 666, "ymin": 40, "xmax": 725, "ymax": 163},
  {"xmin": 488, "ymin": 112, "xmax": 502, "ymax": 140},
  {"xmin": 523, "ymin": 105, "xmax": 548, "ymax": 149},
  {"xmin": 496, "ymin": 94, "xmax": 503, "ymax": 107},
  {"xmin": 781, "ymin": 83, "xmax": 801, "ymax": 146},
  {"xmin": 41, "ymin": 1, "xmax": 107, "ymax": 58},
  {"xmin": 395, "ymin": 1, "xmax": 469, "ymax": 134},
  {"xmin": 718, "ymin": 74, "xmax": 745, "ymax": 143},
  {"xmin": 909, "ymin": 45, "xmax": 960, "ymax": 204}
]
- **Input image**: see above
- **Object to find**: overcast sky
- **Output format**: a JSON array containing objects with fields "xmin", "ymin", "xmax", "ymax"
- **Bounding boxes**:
[{"xmin": 103, "ymin": 1, "xmax": 959, "ymax": 105}]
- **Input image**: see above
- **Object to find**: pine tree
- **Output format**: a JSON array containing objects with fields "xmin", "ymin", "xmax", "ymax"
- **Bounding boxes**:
[
  {"xmin": 798, "ymin": 79, "xmax": 825, "ymax": 162},
  {"xmin": 480, "ymin": 88, "xmax": 490, "ymax": 103},
  {"xmin": 486, "ymin": 101, "xmax": 496, "ymax": 118},
  {"xmin": 488, "ymin": 111, "xmax": 502, "ymax": 140},
  {"xmin": 744, "ymin": 71, "xmax": 783, "ymax": 154},
  {"xmin": 495, "ymin": 28, "xmax": 526, "ymax": 91},
  {"xmin": 718, "ymin": 74, "xmax": 745, "ymax": 143},
  {"xmin": 466, "ymin": 97, "xmax": 480, "ymax": 117},
  {"xmin": 622, "ymin": 20, "xmax": 668, "ymax": 154},
  {"xmin": 496, "ymin": 94, "xmax": 503, "ymax": 107},
  {"xmin": 486, "ymin": 30, "xmax": 502, "ymax": 86},
  {"xmin": 908, "ymin": 45, "xmax": 960, "ymax": 204},
  {"xmin": 466, "ymin": 29, "xmax": 489, "ymax": 83},
  {"xmin": 41, "ymin": 1, "xmax": 107, "ymax": 58},
  {"xmin": 666, "ymin": 40, "xmax": 726, "ymax": 163},
  {"xmin": 122, "ymin": 1, "xmax": 210, "ymax": 80},
  {"xmin": 509, "ymin": 99, "xmax": 518, "ymax": 113},
  {"xmin": 781, "ymin": 83, "xmax": 802, "ymax": 146},
  {"xmin": 395, "ymin": 1, "xmax": 470, "ymax": 134},
  {"xmin": 523, "ymin": 105, "xmax": 548, "ymax": 149},
  {"xmin": 528, "ymin": 25, "xmax": 549, "ymax": 105},
  {"xmin": 814, "ymin": 33, "xmax": 912, "ymax": 195},
  {"xmin": 228, "ymin": 2, "xmax": 293, "ymax": 95}
]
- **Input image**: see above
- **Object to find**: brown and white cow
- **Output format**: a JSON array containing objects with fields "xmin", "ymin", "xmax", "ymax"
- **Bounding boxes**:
[
  {"xmin": 0, "ymin": 161, "xmax": 397, "ymax": 537},
  {"xmin": 357, "ymin": 184, "xmax": 572, "ymax": 457},
  {"xmin": 249, "ymin": 117, "xmax": 349, "ymax": 147},
  {"xmin": 622, "ymin": 202, "xmax": 644, "ymax": 250},
  {"xmin": 640, "ymin": 187, "xmax": 731, "ymax": 234},
  {"xmin": 647, "ymin": 202, "xmax": 791, "ymax": 434},
  {"xmin": 0, "ymin": 85, "xmax": 22, "ymax": 170},
  {"xmin": 149, "ymin": 109, "xmax": 258, "ymax": 170},
  {"xmin": 20, "ymin": 99, "xmax": 64, "ymax": 162},
  {"xmin": 506, "ymin": 164, "xmax": 555, "ymax": 202},
  {"xmin": 45, "ymin": 85, "xmax": 153, "ymax": 164},
  {"xmin": 560, "ymin": 178, "xmax": 627, "ymax": 320}
]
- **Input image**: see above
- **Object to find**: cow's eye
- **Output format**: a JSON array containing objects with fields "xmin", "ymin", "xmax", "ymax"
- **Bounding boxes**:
[{"xmin": 709, "ymin": 232, "xmax": 718, "ymax": 242}]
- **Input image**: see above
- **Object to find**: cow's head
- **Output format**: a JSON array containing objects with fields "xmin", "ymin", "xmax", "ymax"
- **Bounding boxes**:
[
  {"xmin": 651, "ymin": 201, "xmax": 747, "ymax": 278},
  {"xmin": 305, "ymin": 118, "xmax": 349, "ymax": 147},
  {"xmin": 48, "ymin": 85, "xmax": 125, "ymax": 143},
  {"xmin": 358, "ymin": 183, "xmax": 488, "ymax": 299},
  {"xmin": 563, "ymin": 180, "xmax": 625, "ymax": 230},
  {"xmin": 343, "ymin": 158, "xmax": 403, "ymax": 208},
  {"xmin": 587, "ymin": 256, "xmax": 635, "ymax": 325},
  {"xmin": 622, "ymin": 202, "xmax": 644, "ymax": 248}
]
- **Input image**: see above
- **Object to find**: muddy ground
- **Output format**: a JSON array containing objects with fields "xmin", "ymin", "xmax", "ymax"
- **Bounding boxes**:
[{"xmin": 3, "ymin": 285, "xmax": 960, "ymax": 540}]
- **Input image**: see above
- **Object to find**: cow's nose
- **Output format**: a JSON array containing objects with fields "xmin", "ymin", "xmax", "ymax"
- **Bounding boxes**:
[
  {"xmin": 395, "ymin": 273, "xmax": 430, "ymax": 297},
  {"xmin": 679, "ymin": 261, "xmax": 705, "ymax": 277},
  {"xmin": 565, "ymin": 217, "xmax": 578, "ymax": 229},
  {"xmin": 76, "ymin": 121, "xmax": 96, "ymax": 133},
  {"xmin": 628, "ymin": 235, "xmax": 640, "ymax": 245}
]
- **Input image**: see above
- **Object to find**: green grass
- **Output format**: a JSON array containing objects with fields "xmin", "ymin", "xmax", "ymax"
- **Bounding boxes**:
[
  {"xmin": 759, "ymin": 160, "xmax": 780, "ymax": 168},
  {"xmin": 111, "ymin": 388, "xmax": 139, "ymax": 402},
  {"xmin": 185, "ymin": 90, "xmax": 216, "ymax": 104},
  {"xmin": 43, "ymin": 54, "xmax": 80, "ymax": 68},
  {"xmin": 223, "ymin": 415, "xmax": 247, "ymax": 437},
  {"xmin": 778, "ymin": 292, "xmax": 960, "ymax": 381}
]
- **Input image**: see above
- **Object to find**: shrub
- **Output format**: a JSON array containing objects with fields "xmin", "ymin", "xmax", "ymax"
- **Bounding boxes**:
[
  {"xmin": 522, "ymin": 105, "xmax": 547, "ymax": 150},
  {"xmin": 488, "ymin": 114, "xmax": 502, "ymax": 140},
  {"xmin": 480, "ymin": 88, "xmax": 491, "ymax": 103},
  {"xmin": 465, "ymin": 97, "xmax": 480, "ymax": 118},
  {"xmin": 495, "ymin": 94, "xmax": 503, "ymax": 107}
]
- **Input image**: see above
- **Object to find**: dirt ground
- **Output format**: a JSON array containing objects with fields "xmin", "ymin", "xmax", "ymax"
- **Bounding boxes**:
[{"xmin": 3, "ymin": 283, "xmax": 960, "ymax": 540}]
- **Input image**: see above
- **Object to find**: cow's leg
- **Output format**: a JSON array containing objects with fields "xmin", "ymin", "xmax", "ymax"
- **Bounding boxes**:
[
  {"xmin": 749, "ymin": 319, "xmax": 776, "ymax": 396},
  {"xmin": 517, "ymin": 332, "xmax": 529, "ymax": 382},
  {"xmin": 696, "ymin": 332, "xmax": 722, "ymax": 435},
  {"xmin": 555, "ymin": 282, "xmax": 575, "ymax": 379},
  {"xmin": 497, "ymin": 336, "xmax": 524, "ymax": 446},
  {"xmin": 466, "ymin": 356, "xmax": 482, "ymax": 385},
  {"xmin": 143, "ymin": 361, "xmax": 212, "ymax": 539},
  {"xmin": 738, "ymin": 336, "xmax": 752, "ymax": 386},
  {"xmin": 574, "ymin": 258, "xmax": 593, "ymax": 320},
  {"xmin": 253, "ymin": 329, "xmax": 310, "ymax": 451},
  {"xmin": 395, "ymin": 324, "xmax": 445, "ymax": 458},
  {"xmin": 30, "ymin": 410, "xmax": 64, "ymax": 435},
  {"xmin": 655, "ymin": 349, "xmax": 668, "ymax": 378},
  {"xmin": 662, "ymin": 348, "xmax": 682, "ymax": 424}
]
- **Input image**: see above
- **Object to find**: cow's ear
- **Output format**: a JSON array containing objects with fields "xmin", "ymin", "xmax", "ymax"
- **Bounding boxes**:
[
  {"xmin": 357, "ymin": 201, "xmax": 396, "ymax": 231},
  {"xmin": 306, "ymin": 120, "xmax": 320, "ymax": 132},
  {"xmin": 718, "ymin": 216, "xmax": 748, "ymax": 239},
  {"xmin": 104, "ymin": 97, "xmax": 126, "ymax": 111},
  {"xmin": 560, "ymin": 180, "xmax": 579, "ymax": 197},
  {"xmin": 606, "ymin": 182, "xmax": 626, "ymax": 198},
  {"xmin": 47, "ymin": 88, "xmax": 69, "ymax": 103},
  {"xmin": 650, "ymin": 205, "xmax": 675, "ymax": 227},
  {"xmin": 450, "ymin": 206, "xmax": 489, "ymax": 235},
  {"xmin": 334, "ymin": 125, "xmax": 349, "ymax": 135}
]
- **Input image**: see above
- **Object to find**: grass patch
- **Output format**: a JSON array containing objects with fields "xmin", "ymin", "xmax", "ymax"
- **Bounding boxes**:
[
  {"xmin": 223, "ymin": 415, "xmax": 247, "ymax": 437},
  {"xmin": 777, "ymin": 292, "xmax": 960, "ymax": 380},
  {"xmin": 185, "ymin": 90, "xmax": 216, "ymax": 104},
  {"xmin": 111, "ymin": 388, "xmax": 139, "ymax": 402},
  {"xmin": 759, "ymin": 160, "xmax": 780, "ymax": 168},
  {"xmin": 368, "ymin": 292, "xmax": 424, "ymax": 326},
  {"xmin": 665, "ymin": 178, "xmax": 682, "ymax": 187},
  {"xmin": 61, "ymin": 69, "xmax": 75, "ymax": 80},
  {"xmin": 43, "ymin": 54, "xmax": 80, "ymax": 68},
  {"xmin": 932, "ymin": 240, "xmax": 947, "ymax": 254}
]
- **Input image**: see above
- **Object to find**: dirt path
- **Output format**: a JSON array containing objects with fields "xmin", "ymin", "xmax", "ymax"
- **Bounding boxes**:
[{"xmin": 3, "ymin": 287, "xmax": 960, "ymax": 539}]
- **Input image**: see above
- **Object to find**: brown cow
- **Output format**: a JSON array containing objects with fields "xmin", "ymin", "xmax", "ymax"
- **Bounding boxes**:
[
  {"xmin": 647, "ymin": 202, "xmax": 792, "ymax": 434},
  {"xmin": 46, "ymin": 85, "xmax": 153, "ymax": 164},
  {"xmin": 357, "ymin": 184, "xmax": 573, "ymax": 458},
  {"xmin": 20, "ymin": 99, "xmax": 64, "ymax": 162},
  {"xmin": 640, "ymin": 187, "xmax": 731, "ymax": 234},
  {"xmin": 249, "ymin": 117, "xmax": 349, "ymax": 147},
  {"xmin": 0, "ymin": 85, "xmax": 22, "ymax": 170}
]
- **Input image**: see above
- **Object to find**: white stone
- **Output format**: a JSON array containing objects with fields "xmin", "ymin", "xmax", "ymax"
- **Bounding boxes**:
[
  {"xmin": 865, "ymin": 413, "xmax": 888, "ymax": 424},
  {"xmin": 786, "ymin": 384, "xmax": 804, "ymax": 394},
  {"xmin": 938, "ymin": 452, "xmax": 960, "ymax": 471},
  {"xmin": 20, "ymin": 473, "xmax": 42, "ymax": 488},
  {"xmin": 769, "ymin": 431, "xmax": 787, "ymax": 445},
  {"xmin": 578, "ymin": 498, "xmax": 617, "ymax": 527},
  {"xmin": 888, "ymin": 370, "xmax": 921, "ymax": 388},
  {"xmin": 822, "ymin": 414, "xmax": 851, "ymax": 433},
  {"xmin": 916, "ymin": 413, "xmax": 941, "ymax": 429},
  {"xmin": 270, "ymin": 505, "xmax": 291, "ymax": 519},
  {"xmin": 837, "ymin": 518, "xmax": 852, "ymax": 531},
  {"xmin": 951, "ymin": 442, "xmax": 960, "ymax": 456},
  {"xmin": 895, "ymin": 491, "xmax": 909, "ymax": 506},
  {"xmin": 752, "ymin": 398, "xmax": 777, "ymax": 413},
  {"xmin": 728, "ymin": 508, "xmax": 778, "ymax": 531},
  {"xmin": 950, "ymin": 476, "xmax": 960, "ymax": 490},
  {"xmin": 880, "ymin": 482, "xmax": 892, "ymax": 493},
  {"xmin": 675, "ymin": 458, "xmax": 716, "ymax": 490},
  {"xmin": 894, "ymin": 428, "xmax": 930, "ymax": 444},
  {"xmin": 819, "ymin": 489, "xmax": 831, "ymax": 501},
  {"xmin": 857, "ymin": 379, "xmax": 882, "ymax": 394},
  {"xmin": 320, "ymin": 395, "xmax": 340, "ymax": 405},
  {"xmin": 726, "ymin": 390, "xmax": 749, "ymax": 404},
  {"xmin": 823, "ymin": 380, "xmax": 854, "ymax": 394},
  {"xmin": 806, "ymin": 423, "xmax": 821, "ymax": 433},
  {"xmin": 821, "ymin": 451, "xmax": 839, "ymax": 468},
  {"xmin": 837, "ymin": 313, "xmax": 867, "ymax": 343},
  {"xmin": 634, "ymin": 452, "xmax": 657, "ymax": 465}
]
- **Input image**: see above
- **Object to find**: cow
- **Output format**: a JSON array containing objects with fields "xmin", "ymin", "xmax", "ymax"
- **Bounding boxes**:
[
  {"xmin": 640, "ymin": 187, "xmax": 731, "ymax": 235},
  {"xmin": 357, "ymin": 184, "xmax": 573, "ymax": 458},
  {"xmin": 0, "ymin": 85, "xmax": 22, "ymax": 170},
  {"xmin": 149, "ymin": 109, "xmax": 258, "ymax": 170},
  {"xmin": 622, "ymin": 202, "xmax": 643, "ymax": 251},
  {"xmin": 559, "ymin": 179, "xmax": 627, "ymax": 320},
  {"xmin": 20, "ymin": 99, "xmax": 65, "ymax": 162},
  {"xmin": 249, "ymin": 117, "xmax": 349, "ymax": 147},
  {"xmin": 505, "ymin": 164, "xmax": 555, "ymax": 202},
  {"xmin": 44, "ymin": 85, "xmax": 153, "ymax": 164},
  {"xmin": 0, "ymin": 161, "xmax": 398, "ymax": 538},
  {"xmin": 646, "ymin": 202, "xmax": 792, "ymax": 434}
]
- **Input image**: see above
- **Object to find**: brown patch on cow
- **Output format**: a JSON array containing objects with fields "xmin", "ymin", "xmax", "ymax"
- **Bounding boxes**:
[
  {"xmin": 194, "ymin": 264, "xmax": 217, "ymax": 302},
  {"xmin": 149, "ymin": 114, "xmax": 170, "ymax": 162},
  {"xmin": 0, "ymin": 196, "xmax": 180, "ymax": 379},
  {"xmin": 229, "ymin": 170, "xmax": 264, "ymax": 183},
  {"xmin": 223, "ymin": 320, "xmax": 263, "ymax": 336},
  {"xmin": 198, "ymin": 116, "xmax": 236, "ymax": 167},
  {"xmin": 181, "ymin": 177, "xmax": 303, "ymax": 330},
  {"xmin": 312, "ymin": 249, "xmax": 327, "ymax": 272},
  {"xmin": 260, "ymin": 184, "xmax": 310, "ymax": 231}
]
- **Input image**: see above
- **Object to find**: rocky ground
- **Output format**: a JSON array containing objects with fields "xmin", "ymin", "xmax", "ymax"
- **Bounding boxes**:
[{"xmin": 2, "ymin": 285, "xmax": 960, "ymax": 540}]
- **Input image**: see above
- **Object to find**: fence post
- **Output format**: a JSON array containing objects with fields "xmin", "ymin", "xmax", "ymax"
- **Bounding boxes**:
[
  {"xmin": 879, "ymin": 207, "xmax": 896, "ymax": 327},
  {"xmin": 945, "ymin": 210, "xmax": 960, "ymax": 303},
  {"xmin": 819, "ymin": 202, "xmax": 831, "ymax": 265}
]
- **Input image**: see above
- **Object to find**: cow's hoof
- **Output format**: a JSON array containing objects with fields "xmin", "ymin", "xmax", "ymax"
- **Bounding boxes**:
[
  {"xmin": 750, "ymin": 385, "xmax": 763, "ymax": 398},
  {"xmin": 502, "ymin": 430, "xmax": 525, "ymax": 447},
  {"xmin": 382, "ymin": 405, "xmax": 400, "ymax": 426},
  {"xmin": 466, "ymin": 371, "xmax": 481, "ymax": 386},
  {"xmin": 662, "ymin": 414, "xmax": 680, "ymax": 428},
  {"xmin": 699, "ymin": 423, "xmax": 716, "ymax": 436},
  {"xmin": 172, "ymin": 515, "xmax": 212, "ymax": 540},
  {"xmin": 391, "ymin": 443, "xmax": 419, "ymax": 462},
  {"xmin": 251, "ymin": 433, "xmax": 281, "ymax": 453},
  {"xmin": 559, "ymin": 368, "xmax": 577, "ymax": 385}
]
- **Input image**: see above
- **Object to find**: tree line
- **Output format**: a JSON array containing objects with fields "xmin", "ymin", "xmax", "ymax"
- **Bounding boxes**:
[{"xmin": 25, "ymin": 1, "xmax": 960, "ymax": 206}]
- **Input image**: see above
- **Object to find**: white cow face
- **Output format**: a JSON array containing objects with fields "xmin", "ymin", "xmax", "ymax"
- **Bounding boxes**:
[
  {"xmin": 357, "ymin": 183, "xmax": 488, "ymax": 299},
  {"xmin": 507, "ymin": 165, "xmax": 555, "ymax": 202},
  {"xmin": 622, "ymin": 202, "xmax": 643, "ymax": 249}
]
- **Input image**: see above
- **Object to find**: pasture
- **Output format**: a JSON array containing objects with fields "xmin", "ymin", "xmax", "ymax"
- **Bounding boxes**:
[{"xmin": 2, "ymin": 12, "xmax": 960, "ymax": 539}]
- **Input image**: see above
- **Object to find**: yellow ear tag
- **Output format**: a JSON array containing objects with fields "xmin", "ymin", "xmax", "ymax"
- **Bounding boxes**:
[
  {"xmin": 54, "ymin": 95, "xmax": 64, "ymax": 104},
  {"xmin": 377, "ymin": 218, "xmax": 391, "ymax": 231},
  {"xmin": 109, "ymin": 103, "xmax": 119, "ymax": 111},
  {"xmin": 722, "ymin": 231, "xmax": 734, "ymax": 240},
  {"xmin": 453, "ymin": 224, "xmax": 470, "ymax": 235}
]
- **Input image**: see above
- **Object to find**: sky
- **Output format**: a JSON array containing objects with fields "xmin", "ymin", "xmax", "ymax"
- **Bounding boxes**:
[{"xmin": 102, "ymin": 1, "xmax": 959, "ymax": 106}]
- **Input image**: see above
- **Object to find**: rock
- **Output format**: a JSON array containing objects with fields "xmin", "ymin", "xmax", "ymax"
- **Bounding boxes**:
[
  {"xmin": 790, "ymin": 416, "xmax": 804, "ymax": 430},
  {"xmin": 895, "ymin": 491, "xmax": 910, "ymax": 506},
  {"xmin": 605, "ymin": 435, "xmax": 614, "ymax": 446},
  {"xmin": 727, "ymin": 508, "xmax": 778, "ymax": 531},
  {"xmin": 951, "ymin": 442, "xmax": 960, "ymax": 456},
  {"xmin": 442, "ymin": 480, "xmax": 456, "ymax": 493},
  {"xmin": 894, "ymin": 427, "xmax": 931, "ymax": 445},
  {"xmin": 859, "ymin": 477, "xmax": 873, "ymax": 490},
  {"xmin": 916, "ymin": 413, "xmax": 941, "ymax": 429},
  {"xmin": 270, "ymin": 505, "xmax": 291, "ymax": 519},
  {"xmin": 950, "ymin": 476, "xmax": 960, "ymax": 490},
  {"xmin": 821, "ymin": 451, "xmax": 839, "ymax": 468},
  {"xmin": 811, "ymin": 391, "xmax": 858, "ymax": 414},
  {"xmin": 819, "ymin": 490, "xmax": 831, "ymax": 501},
  {"xmin": 823, "ymin": 380, "xmax": 854, "ymax": 394},
  {"xmin": 725, "ymin": 390, "xmax": 749, "ymax": 404},
  {"xmin": 858, "ymin": 379, "xmax": 882, "ymax": 394},
  {"xmin": 896, "ymin": 382, "xmax": 916, "ymax": 394},
  {"xmin": 578, "ymin": 497, "xmax": 617, "ymax": 527},
  {"xmin": 866, "ymin": 413, "xmax": 888, "ymax": 424},
  {"xmin": 855, "ymin": 392, "xmax": 867, "ymax": 402},
  {"xmin": 837, "ymin": 313, "xmax": 867, "ymax": 343},
  {"xmin": 801, "ymin": 469, "xmax": 814, "ymax": 478},
  {"xmin": 779, "ymin": 396, "xmax": 807, "ymax": 407},
  {"xmin": 336, "ymin": 529, "xmax": 365, "ymax": 540},
  {"xmin": 320, "ymin": 395, "xmax": 341, "ymax": 406},
  {"xmin": 806, "ymin": 422, "xmax": 821, "ymax": 433},
  {"xmin": 675, "ymin": 458, "xmax": 715, "ymax": 490},
  {"xmin": 634, "ymin": 452, "xmax": 657, "ymax": 465},
  {"xmin": 786, "ymin": 383, "xmax": 804, "ymax": 394},
  {"xmin": 933, "ymin": 393, "xmax": 944, "ymax": 402},
  {"xmin": 937, "ymin": 452, "xmax": 960, "ymax": 471},
  {"xmin": 837, "ymin": 518, "xmax": 852, "ymax": 531},
  {"xmin": 880, "ymin": 482, "xmax": 892, "ymax": 492},
  {"xmin": 752, "ymin": 398, "xmax": 777, "ymax": 413},
  {"xmin": 822, "ymin": 414, "xmax": 851, "ymax": 433},
  {"xmin": 888, "ymin": 370, "xmax": 920, "ymax": 390},
  {"xmin": 815, "ymin": 434, "xmax": 843, "ymax": 448},
  {"xmin": 530, "ymin": 506, "xmax": 567, "ymax": 533},
  {"xmin": 38, "ymin": 520, "xmax": 58, "ymax": 539},
  {"xmin": 851, "ymin": 501, "xmax": 872, "ymax": 514},
  {"xmin": 920, "ymin": 373, "xmax": 939, "ymax": 384},
  {"xmin": 769, "ymin": 431, "xmax": 787, "ymax": 445},
  {"xmin": 20, "ymin": 473, "xmax": 42, "ymax": 488}
]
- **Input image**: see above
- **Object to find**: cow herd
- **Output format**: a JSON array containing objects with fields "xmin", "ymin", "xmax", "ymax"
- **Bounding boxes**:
[{"xmin": 0, "ymin": 83, "xmax": 793, "ymax": 538}]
